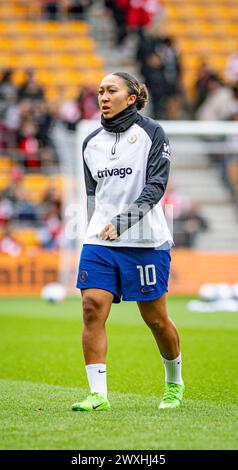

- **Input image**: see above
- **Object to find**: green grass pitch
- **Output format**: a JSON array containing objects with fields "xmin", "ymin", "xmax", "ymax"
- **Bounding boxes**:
[{"xmin": 0, "ymin": 296, "xmax": 237, "ymax": 450}]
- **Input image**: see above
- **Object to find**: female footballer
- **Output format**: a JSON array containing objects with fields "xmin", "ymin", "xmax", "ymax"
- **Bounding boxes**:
[{"xmin": 72, "ymin": 72, "xmax": 184, "ymax": 412}]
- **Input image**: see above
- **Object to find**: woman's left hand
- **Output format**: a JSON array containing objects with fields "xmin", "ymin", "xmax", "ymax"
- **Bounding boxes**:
[{"xmin": 99, "ymin": 223, "xmax": 118, "ymax": 241}]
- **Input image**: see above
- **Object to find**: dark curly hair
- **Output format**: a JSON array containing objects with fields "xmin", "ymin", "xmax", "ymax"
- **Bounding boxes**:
[{"xmin": 112, "ymin": 72, "xmax": 149, "ymax": 110}]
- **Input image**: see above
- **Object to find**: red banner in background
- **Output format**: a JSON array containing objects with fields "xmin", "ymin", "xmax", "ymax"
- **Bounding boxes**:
[
  {"xmin": 0, "ymin": 250, "xmax": 60, "ymax": 296},
  {"xmin": 0, "ymin": 250, "xmax": 237, "ymax": 296},
  {"xmin": 170, "ymin": 250, "xmax": 238, "ymax": 294}
]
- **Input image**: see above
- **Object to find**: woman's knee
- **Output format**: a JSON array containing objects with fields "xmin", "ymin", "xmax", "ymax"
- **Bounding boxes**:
[
  {"xmin": 82, "ymin": 292, "xmax": 107, "ymax": 326},
  {"xmin": 145, "ymin": 316, "xmax": 169, "ymax": 333}
]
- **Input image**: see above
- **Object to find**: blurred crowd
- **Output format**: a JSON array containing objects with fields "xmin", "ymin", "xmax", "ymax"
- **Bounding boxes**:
[
  {"xmin": 0, "ymin": 67, "xmax": 61, "ymax": 254},
  {"xmin": 104, "ymin": 0, "xmax": 164, "ymax": 47},
  {"xmin": 103, "ymin": 2, "xmax": 238, "ymax": 121},
  {"xmin": 2, "ymin": 0, "xmax": 238, "ymax": 254},
  {"xmin": 0, "ymin": 68, "xmax": 100, "ymax": 254},
  {"xmin": 162, "ymin": 181, "xmax": 208, "ymax": 248},
  {"xmin": 0, "ymin": 60, "xmax": 235, "ymax": 254},
  {"xmin": 39, "ymin": 1, "xmax": 238, "ymax": 123},
  {"xmin": 40, "ymin": 1, "xmax": 94, "ymax": 20},
  {"xmin": 136, "ymin": 31, "xmax": 238, "ymax": 121}
]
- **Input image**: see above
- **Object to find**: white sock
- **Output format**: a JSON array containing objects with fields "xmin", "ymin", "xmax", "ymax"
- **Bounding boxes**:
[
  {"xmin": 85, "ymin": 363, "xmax": 107, "ymax": 399},
  {"xmin": 162, "ymin": 353, "xmax": 183, "ymax": 385}
]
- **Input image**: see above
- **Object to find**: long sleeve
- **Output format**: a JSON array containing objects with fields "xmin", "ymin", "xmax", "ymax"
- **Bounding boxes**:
[
  {"xmin": 83, "ymin": 158, "xmax": 97, "ymax": 224},
  {"xmin": 110, "ymin": 126, "xmax": 171, "ymax": 236},
  {"xmin": 82, "ymin": 127, "xmax": 102, "ymax": 225}
]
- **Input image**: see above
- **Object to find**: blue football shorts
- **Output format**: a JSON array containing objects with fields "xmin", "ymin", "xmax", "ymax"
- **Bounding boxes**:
[{"xmin": 76, "ymin": 243, "xmax": 171, "ymax": 303}]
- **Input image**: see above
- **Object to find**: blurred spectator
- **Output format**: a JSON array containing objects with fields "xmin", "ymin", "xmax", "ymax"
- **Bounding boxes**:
[
  {"xmin": 138, "ymin": 28, "xmax": 181, "ymax": 72},
  {"xmin": 162, "ymin": 182, "xmax": 208, "ymax": 248},
  {"xmin": 127, "ymin": 0, "xmax": 163, "ymax": 32},
  {"xmin": 60, "ymin": 86, "xmax": 99, "ymax": 129},
  {"xmin": 229, "ymin": 82, "xmax": 238, "ymax": 117},
  {"xmin": 60, "ymin": 98, "xmax": 81, "ymax": 130},
  {"xmin": 3, "ymin": 98, "xmax": 34, "ymax": 139},
  {"xmin": 143, "ymin": 52, "xmax": 170, "ymax": 119},
  {"xmin": 76, "ymin": 86, "xmax": 99, "ymax": 119},
  {"xmin": 196, "ymin": 73, "xmax": 237, "ymax": 121},
  {"xmin": 42, "ymin": 186, "xmax": 62, "ymax": 212},
  {"xmin": 66, "ymin": 0, "xmax": 93, "ymax": 20},
  {"xmin": 225, "ymin": 49, "xmax": 238, "ymax": 83},
  {"xmin": 162, "ymin": 180, "xmax": 190, "ymax": 220},
  {"xmin": 17, "ymin": 120, "xmax": 41, "ymax": 168},
  {"xmin": 40, "ymin": 0, "xmax": 60, "ymax": 20},
  {"xmin": 14, "ymin": 187, "xmax": 39, "ymax": 222},
  {"xmin": 0, "ymin": 69, "xmax": 18, "ymax": 102},
  {"xmin": 193, "ymin": 60, "xmax": 215, "ymax": 111},
  {"xmin": 136, "ymin": 27, "xmax": 183, "ymax": 119},
  {"xmin": 105, "ymin": 0, "xmax": 163, "ymax": 47},
  {"xmin": 221, "ymin": 109, "xmax": 238, "ymax": 197},
  {"xmin": 2, "ymin": 167, "xmax": 24, "ymax": 203},
  {"xmin": 18, "ymin": 70, "xmax": 45, "ymax": 101},
  {"xmin": 162, "ymin": 36, "xmax": 181, "ymax": 90},
  {"xmin": 174, "ymin": 203, "xmax": 208, "ymax": 248},
  {"xmin": 0, "ymin": 225, "xmax": 22, "ymax": 256},
  {"xmin": 0, "ymin": 192, "xmax": 14, "ymax": 226},
  {"xmin": 0, "ymin": 120, "xmax": 13, "ymax": 150},
  {"xmin": 2, "ymin": 90, "xmax": 18, "ymax": 129},
  {"xmin": 33, "ymin": 100, "xmax": 55, "ymax": 148},
  {"xmin": 105, "ymin": 0, "xmax": 129, "ymax": 46},
  {"xmin": 38, "ymin": 202, "xmax": 62, "ymax": 249}
]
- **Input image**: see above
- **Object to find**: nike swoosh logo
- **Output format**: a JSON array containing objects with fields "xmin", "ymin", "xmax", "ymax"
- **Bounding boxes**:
[
  {"xmin": 141, "ymin": 287, "xmax": 155, "ymax": 293},
  {"xmin": 93, "ymin": 404, "xmax": 103, "ymax": 410},
  {"xmin": 98, "ymin": 370, "xmax": 106, "ymax": 373}
]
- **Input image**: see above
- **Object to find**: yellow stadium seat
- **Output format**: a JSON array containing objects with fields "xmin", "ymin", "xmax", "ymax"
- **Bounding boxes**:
[
  {"xmin": 0, "ymin": 175, "xmax": 10, "ymax": 190},
  {"xmin": 13, "ymin": 69, "xmax": 28, "ymax": 85},
  {"xmin": 45, "ymin": 86, "xmax": 59, "ymax": 102},
  {"xmin": 70, "ymin": 55, "xmax": 104, "ymax": 68},
  {"xmin": 208, "ymin": 6, "xmax": 238, "ymax": 20},
  {"xmin": 40, "ymin": 37, "xmax": 95, "ymax": 52},
  {"xmin": 10, "ymin": 37, "xmax": 38, "ymax": 51},
  {"xmin": 209, "ymin": 55, "xmax": 227, "ymax": 70},
  {"xmin": 78, "ymin": 71, "xmax": 105, "ymax": 86},
  {"xmin": 177, "ymin": 38, "xmax": 195, "ymax": 51},
  {"xmin": 0, "ymin": 5, "xmax": 27, "ymax": 19},
  {"xmin": 0, "ymin": 4, "xmax": 104, "ymax": 104},
  {"xmin": 35, "ymin": 69, "xmax": 53, "ymax": 84},
  {"xmin": 14, "ymin": 229, "xmax": 40, "ymax": 247},
  {"xmin": 0, "ymin": 54, "xmax": 19, "ymax": 68},
  {"xmin": 22, "ymin": 174, "xmax": 49, "ymax": 202},
  {"xmin": 0, "ymin": 158, "xmax": 12, "ymax": 173},
  {"xmin": 182, "ymin": 54, "xmax": 201, "ymax": 70},
  {"xmin": 60, "ymin": 22, "xmax": 89, "ymax": 35},
  {"xmin": 49, "ymin": 175, "xmax": 66, "ymax": 191},
  {"xmin": 16, "ymin": 54, "xmax": 49, "ymax": 68},
  {"xmin": 30, "ymin": 21, "xmax": 89, "ymax": 37},
  {"xmin": 1, "ymin": 21, "xmax": 36, "ymax": 35},
  {"xmin": 0, "ymin": 37, "xmax": 12, "ymax": 50},
  {"xmin": 224, "ymin": 23, "xmax": 238, "ymax": 36}
]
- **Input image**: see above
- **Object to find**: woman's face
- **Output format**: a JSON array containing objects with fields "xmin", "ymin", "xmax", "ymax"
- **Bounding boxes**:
[{"xmin": 98, "ymin": 74, "xmax": 136, "ymax": 119}]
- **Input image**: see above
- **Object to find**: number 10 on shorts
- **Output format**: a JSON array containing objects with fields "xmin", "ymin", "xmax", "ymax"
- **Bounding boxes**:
[{"xmin": 136, "ymin": 264, "xmax": 156, "ymax": 286}]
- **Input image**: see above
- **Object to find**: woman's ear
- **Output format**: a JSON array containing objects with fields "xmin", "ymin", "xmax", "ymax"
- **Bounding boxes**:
[{"xmin": 127, "ymin": 94, "xmax": 137, "ymax": 106}]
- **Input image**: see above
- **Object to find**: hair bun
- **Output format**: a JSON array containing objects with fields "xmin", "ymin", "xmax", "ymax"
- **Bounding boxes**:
[
  {"xmin": 136, "ymin": 84, "xmax": 149, "ymax": 110},
  {"xmin": 112, "ymin": 72, "xmax": 149, "ymax": 110}
]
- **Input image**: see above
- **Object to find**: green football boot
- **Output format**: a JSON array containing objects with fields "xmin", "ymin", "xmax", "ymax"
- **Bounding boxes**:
[
  {"xmin": 159, "ymin": 382, "xmax": 185, "ymax": 410},
  {"xmin": 72, "ymin": 392, "xmax": 111, "ymax": 412}
]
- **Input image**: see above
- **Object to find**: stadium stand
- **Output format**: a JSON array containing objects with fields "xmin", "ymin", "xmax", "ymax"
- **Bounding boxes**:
[
  {"xmin": 0, "ymin": 0, "xmax": 238, "ymax": 296},
  {"xmin": 160, "ymin": 0, "xmax": 238, "ymax": 95},
  {"xmin": 0, "ymin": 1, "xmax": 105, "ymax": 102},
  {"xmin": 0, "ymin": 2, "xmax": 95, "ymax": 252}
]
